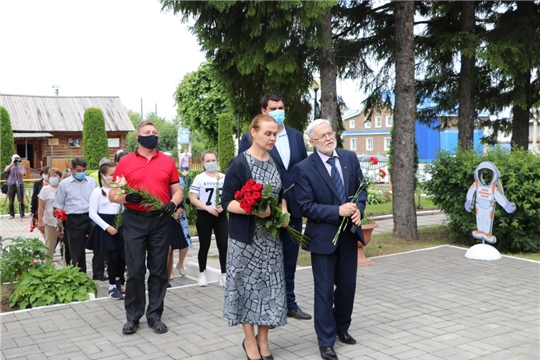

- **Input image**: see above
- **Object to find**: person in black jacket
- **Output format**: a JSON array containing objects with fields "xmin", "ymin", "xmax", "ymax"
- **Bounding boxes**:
[
  {"xmin": 30, "ymin": 166, "xmax": 50, "ymax": 228},
  {"xmin": 222, "ymin": 114, "xmax": 289, "ymax": 360},
  {"xmin": 238, "ymin": 92, "xmax": 311, "ymax": 323}
]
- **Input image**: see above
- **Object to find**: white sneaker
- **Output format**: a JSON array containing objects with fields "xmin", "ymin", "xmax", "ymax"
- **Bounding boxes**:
[
  {"xmin": 198, "ymin": 272, "xmax": 208, "ymax": 287},
  {"xmin": 218, "ymin": 274, "xmax": 226, "ymax": 287}
]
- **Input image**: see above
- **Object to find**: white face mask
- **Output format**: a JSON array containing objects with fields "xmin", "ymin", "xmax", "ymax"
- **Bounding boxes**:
[
  {"xmin": 42, "ymin": 174, "xmax": 49, "ymax": 180},
  {"xmin": 102, "ymin": 175, "xmax": 113, "ymax": 184}
]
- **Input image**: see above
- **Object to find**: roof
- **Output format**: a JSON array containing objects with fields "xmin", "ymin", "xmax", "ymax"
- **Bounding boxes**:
[
  {"xmin": 0, "ymin": 94, "xmax": 135, "ymax": 132},
  {"xmin": 342, "ymin": 109, "xmax": 363, "ymax": 121},
  {"xmin": 13, "ymin": 132, "xmax": 53, "ymax": 138}
]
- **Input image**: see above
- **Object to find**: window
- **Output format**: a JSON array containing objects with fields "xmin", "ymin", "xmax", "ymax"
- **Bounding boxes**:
[
  {"xmin": 365, "ymin": 118, "xmax": 371, "ymax": 128},
  {"xmin": 375, "ymin": 116, "xmax": 382, "ymax": 128},
  {"xmin": 386, "ymin": 116, "xmax": 393, "ymax": 127},
  {"xmin": 366, "ymin": 138, "xmax": 373, "ymax": 151},
  {"xmin": 69, "ymin": 138, "xmax": 80, "ymax": 147},
  {"xmin": 350, "ymin": 138, "xmax": 357, "ymax": 150},
  {"xmin": 384, "ymin": 137, "xmax": 392, "ymax": 150},
  {"xmin": 349, "ymin": 120, "xmax": 355, "ymax": 129},
  {"xmin": 107, "ymin": 138, "xmax": 120, "ymax": 147}
]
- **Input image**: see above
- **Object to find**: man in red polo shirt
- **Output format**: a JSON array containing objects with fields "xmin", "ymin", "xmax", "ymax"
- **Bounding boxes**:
[{"xmin": 110, "ymin": 120, "xmax": 183, "ymax": 335}]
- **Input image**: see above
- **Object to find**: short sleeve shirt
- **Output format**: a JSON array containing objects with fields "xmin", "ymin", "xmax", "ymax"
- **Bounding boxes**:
[
  {"xmin": 113, "ymin": 150, "xmax": 180, "ymax": 212},
  {"xmin": 38, "ymin": 185, "xmax": 58, "ymax": 227},
  {"xmin": 189, "ymin": 172, "xmax": 225, "ymax": 209}
]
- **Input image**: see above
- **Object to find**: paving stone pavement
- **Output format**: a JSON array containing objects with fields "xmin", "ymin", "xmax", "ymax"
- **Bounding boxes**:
[{"xmin": 1, "ymin": 212, "xmax": 539, "ymax": 359}]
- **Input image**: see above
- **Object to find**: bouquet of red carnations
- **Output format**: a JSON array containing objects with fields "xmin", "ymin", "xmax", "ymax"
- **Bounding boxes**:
[
  {"xmin": 53, "ymin": 209, "xmax": 67, "ymax": 239},
  {"xmin": 235, "ymin": 179, "xmax": 310, "ymax": 247}
]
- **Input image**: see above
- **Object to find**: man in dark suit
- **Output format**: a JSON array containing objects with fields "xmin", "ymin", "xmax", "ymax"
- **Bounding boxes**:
[
  {"xmin": 239, "ymin": 91, "xmax": 311, "ymax": 321},
  {"xmin": 295, "ymin": 119, "xmax": 368, "ymax": 360}
]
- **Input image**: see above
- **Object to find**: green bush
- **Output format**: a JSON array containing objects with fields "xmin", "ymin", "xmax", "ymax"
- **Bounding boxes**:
[
  {"xmin": 367, "ymin": 187, "xmax": 384, "ymax": 205},
  {"xmin": 9, "ymin": 263, "xmax": 98, "ymax": 309},
  {"xmin": 1, "ymin": 106, "xmax": 15, "ymax": 179},
  {"xmin": 217, "ymin": 113, "xmax": 235, "ymax": 172},
  {"xmin": 0, "ymin": 237, "xmax": 52, "ymax": 283},
  {"xmin": 82, "ymin": 108, "xmax": 109, "ymax": 169},
  {"xmin": 424, "ymin": 147, "xmax": 540, "ymax": 253}
]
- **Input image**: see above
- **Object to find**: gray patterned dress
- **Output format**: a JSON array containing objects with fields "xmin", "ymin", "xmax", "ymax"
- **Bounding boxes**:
[{"xmin": 223, "ymin": 152, "xmax": 287, "ymax": 327}]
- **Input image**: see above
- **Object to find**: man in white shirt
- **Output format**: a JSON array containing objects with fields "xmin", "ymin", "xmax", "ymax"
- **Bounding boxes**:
[{"xmin": 53, "ymin": 157, "xmax": 105, "ymax": 279}]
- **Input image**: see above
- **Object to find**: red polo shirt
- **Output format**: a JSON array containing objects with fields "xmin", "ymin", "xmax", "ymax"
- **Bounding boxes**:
[{"xmin": 114, "ymin": 149, "xmax": 180, "ymax": 212}]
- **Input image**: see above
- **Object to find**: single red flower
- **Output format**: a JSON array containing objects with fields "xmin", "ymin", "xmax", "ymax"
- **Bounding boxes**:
[
  {"xmin": 369, "ymin": 156, "xmax": 378, "ymax": 166},
  {"xmin": 379, "ymin": 169, "xmax": 387, "ymax": 179},
  {"xmin": 252, "ymin": 192, "xmax": 263, "ymax": 202},
  {"xmin": 234, "ymin": 190, "xmax": 242, "ymax": 200}
]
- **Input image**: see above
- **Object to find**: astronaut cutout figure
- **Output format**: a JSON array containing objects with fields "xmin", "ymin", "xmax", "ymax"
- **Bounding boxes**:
[{"xmin": 464, "ymin": 161, "xmax": 516, "ymax": 244}]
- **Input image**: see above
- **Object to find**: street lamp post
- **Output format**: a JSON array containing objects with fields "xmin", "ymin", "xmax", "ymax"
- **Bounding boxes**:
[{"xmin": 312, "ymin": 77, "xmax": 320, "ymax": 120}]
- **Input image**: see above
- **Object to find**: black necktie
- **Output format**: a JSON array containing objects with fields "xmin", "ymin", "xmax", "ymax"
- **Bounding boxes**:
[{"xmin": 326, "ymin": 157, "xmax": 347, "ymax": 204}]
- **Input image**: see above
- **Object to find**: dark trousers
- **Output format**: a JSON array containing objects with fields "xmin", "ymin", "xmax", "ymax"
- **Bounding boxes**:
[
  {"xmin": 7, "ymin": 184, "xmax": 25, "ymax": 217},
  {"xmin": 196, "ymin": 210, "xmax": 228, "ymax": 273},
  {"xmin": 311, "ymin": 230, "xmax": 358, "ymax": 347},
  {"xmin": 282, "ymin": 215, "xmax": 302, "ymax": 310},
  {"xmin": 106, "ymin": 248, "xmax": 126, "ymax": 286},
  {"xmin": 65, "ymin": 214, "xmax": 97, "ymax": 274},
  {"xmin": 62, "ymin": 221, "xmax": 72, "ymax": 266},
  {"xmin": 123, "ymin": 208, "xmax": 171, "ymax": 322}
]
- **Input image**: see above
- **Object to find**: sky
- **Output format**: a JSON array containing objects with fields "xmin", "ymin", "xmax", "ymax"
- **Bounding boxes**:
[{"xmin": 0, "ymin": 0, "xmax": 364, "ymax": 121}]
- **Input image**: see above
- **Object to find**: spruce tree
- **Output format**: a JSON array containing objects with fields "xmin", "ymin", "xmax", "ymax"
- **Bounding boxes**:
[{"xmin": 82, "ymin": 108, "xmax": 109, "ymax": 169}]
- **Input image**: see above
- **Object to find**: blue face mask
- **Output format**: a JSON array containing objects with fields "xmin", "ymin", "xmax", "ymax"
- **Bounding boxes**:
[
  {"xmin": 74, "ymin": 171, "xmax": 86, "ymax": 181},
  {"xmin": 269, "ymin": 109, "xmax": 285, "ymax": 126},
  {"xmin": 49, "ymin": 177, "xmax": 59, "ymax": 186},
  {"xmin": 204, "ymin": 162, "xmax": 218, "ymax": 172}
]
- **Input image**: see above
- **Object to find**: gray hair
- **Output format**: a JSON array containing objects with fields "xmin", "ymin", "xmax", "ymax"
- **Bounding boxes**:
[{"xmin": 306, "ymin": 119, "xmax": 332, "ymax": 139}]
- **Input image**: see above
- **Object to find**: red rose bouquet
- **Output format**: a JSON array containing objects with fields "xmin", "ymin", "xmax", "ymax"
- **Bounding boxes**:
[
  {"xmin": 53, "ymin": 209, "xmax": 67, "ymax": 239},
  {"xmin": 235, "ymin": 179, "xmax": 310, "ymax": 247},
  {"xmin": 234, "ymin": 179, "xmax": 264, "ymax": 213}
]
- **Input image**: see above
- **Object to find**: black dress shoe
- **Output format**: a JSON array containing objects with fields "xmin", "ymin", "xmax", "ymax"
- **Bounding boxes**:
[
  {"xmin": 93, "ymin": 275, "xmax": 109, "ymax": 281},
  {"xmin": 148, "ymin": 318, "xmax": 168, "ymax": 334},
  {"xmin": 287, "ymin": 307, "xmax": 312, "ymax": 320},
  {"xmin": 337, "ymin": 331, "xmax": 357, "ymax": 345},
  {"xmin": 319, "ymin": 346, "xmax": 338, "ymax": 360},
  {"xmin": 122, "ymin": 320, "xmax": 139, "ymax": 334}
]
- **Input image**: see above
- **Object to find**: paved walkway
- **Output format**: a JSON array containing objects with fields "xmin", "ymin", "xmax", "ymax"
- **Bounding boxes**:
[{"xmin": 1, "ymin": 212, "xmax": 539, "ymax": 359}]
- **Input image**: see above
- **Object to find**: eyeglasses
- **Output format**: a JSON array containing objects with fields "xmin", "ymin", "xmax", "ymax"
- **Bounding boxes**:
[{"xmin": 311, "ymin": 131, "xmax": 335, "ymax": 141}]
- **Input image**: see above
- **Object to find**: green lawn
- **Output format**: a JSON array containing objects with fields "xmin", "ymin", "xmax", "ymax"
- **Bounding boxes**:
[{"xmin": 365, "ymin": 196, "xmax": 437, "ymax": 217}]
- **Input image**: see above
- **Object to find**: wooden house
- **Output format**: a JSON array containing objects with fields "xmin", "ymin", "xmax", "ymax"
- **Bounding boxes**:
[{"xmin": 0, "ymin": 94, "xmax": 134, "ymax": 171}]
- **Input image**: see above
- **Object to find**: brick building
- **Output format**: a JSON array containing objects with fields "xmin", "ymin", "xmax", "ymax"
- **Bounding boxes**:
[{"xmin": 341, "ymin": 106, "xmax": 394, "ymax": 156}]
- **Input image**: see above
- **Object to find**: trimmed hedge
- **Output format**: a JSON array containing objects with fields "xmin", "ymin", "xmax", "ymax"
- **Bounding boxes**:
[
  {"xmin": 1, "ymin": 106, "xmax": 15, "ymax": 178},
  {"xmin": 217, "ymin": 113, "xmax": 235, "ymax": 173},
  {"xmin": 424, "ymin": 147, "xmax": 540, "ymax": 253},
  {"xmin": 82, "ymin": 108, "xmax": 109, "ymax": 169}
]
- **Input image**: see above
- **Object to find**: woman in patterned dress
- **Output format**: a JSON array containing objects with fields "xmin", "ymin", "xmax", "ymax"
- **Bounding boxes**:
[{"xmin": 222, "ymin": 114, "xmax": 290, "ymax": 360}]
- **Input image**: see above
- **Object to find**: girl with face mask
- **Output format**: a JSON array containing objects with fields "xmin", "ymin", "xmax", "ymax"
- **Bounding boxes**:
[
  {"xmin": 189, "ymin": 150, "xmax": 228, "ymax": 287},
  {"xmin": 37, "ymin": 168, "xmax": 62, "ymax": 261},
  {"xmin": 85, "ymin": 162, "xmax": 126, "ymax": 300}
]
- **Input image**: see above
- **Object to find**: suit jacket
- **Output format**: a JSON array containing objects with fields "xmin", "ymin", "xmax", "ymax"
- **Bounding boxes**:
[
  {"xmin": 295, "ymin": 150, "xmax": 368, "ymax": 255},
  {"xmin": 239, "ymin": 125, "xmax": 307, "ymax": 218}
]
